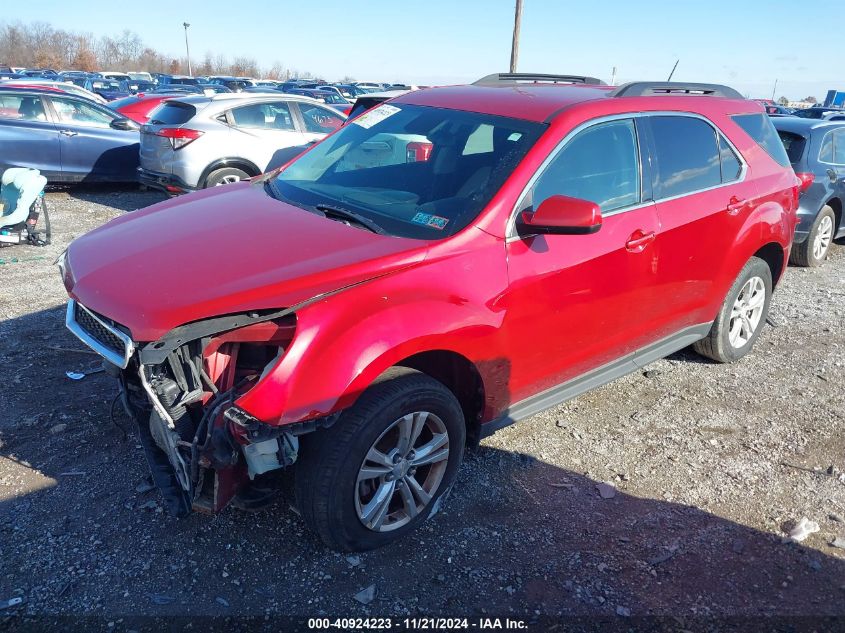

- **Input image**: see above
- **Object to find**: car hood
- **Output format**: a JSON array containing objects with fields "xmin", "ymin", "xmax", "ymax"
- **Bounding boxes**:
[{"xmin": 65, "ymin": 182, "xmax": 429, "ymax": 341}]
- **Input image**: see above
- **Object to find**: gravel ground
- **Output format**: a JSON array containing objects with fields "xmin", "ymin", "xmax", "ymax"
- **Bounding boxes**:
[{"xmin": 1, "ymin": 186, "xmax": 844, "ymax": 627}]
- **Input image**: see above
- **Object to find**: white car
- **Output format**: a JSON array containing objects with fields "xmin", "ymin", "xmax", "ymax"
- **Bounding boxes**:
[
  {"xmin": 127, "ymin": 72, "xmax": 153, "ymax": 82},
  {"xmin": 138, "ymin": 93, "xmax": 347, "ymax": 192}
]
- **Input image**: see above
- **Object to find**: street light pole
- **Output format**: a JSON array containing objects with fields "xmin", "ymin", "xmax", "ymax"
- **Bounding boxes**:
[
  {"xmin": 183, "ymin": 22, "xmax": 192, "ymax": 76},
  {"xmin": 509, "ymin": 0, "xmax": 523, "ymax": 73}
]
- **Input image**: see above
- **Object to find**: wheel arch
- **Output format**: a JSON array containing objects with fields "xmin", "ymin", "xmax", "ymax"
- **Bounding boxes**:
[
  {"xmin": 824, "ymin": 197, "xmax": 842, "ymax": 232},
  {"xmin": 199, "ymin": 158, "xmax": 261, "ymax": 188},
  {"xmin": 393, "ymin": 350, "xmax": 486, "ymax": 447},
  {"xmin": 753, "ymin": 242, "xmax": 785, "ymax": 287}
]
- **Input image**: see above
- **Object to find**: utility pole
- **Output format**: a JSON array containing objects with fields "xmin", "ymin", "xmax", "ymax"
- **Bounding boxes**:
[
  {"xmin": 771, "ymin": 78, "xmax": 778, "ymax": 101},
  {"xmin": 183, "ymin": 22, "xmax": 192, "ymax": 76},
  {"xmin": 509, "ymin": 0, "xmax": 523, "ymax": 73},
  {"xmin": 610, "ymin": 66, "xmax": 617, "ymax": 86}
]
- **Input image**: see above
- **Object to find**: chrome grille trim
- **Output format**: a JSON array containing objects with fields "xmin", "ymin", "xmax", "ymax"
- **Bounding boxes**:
[{"xmin": 65, "ymin": 299, "xmax": 135, "ymax": 368}]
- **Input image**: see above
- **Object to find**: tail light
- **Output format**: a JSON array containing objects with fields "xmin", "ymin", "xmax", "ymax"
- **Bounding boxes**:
[
  {"xmin": 406, "ymin": 141, "xmax": 433, "ymax": 163},
  {"xmin": 795, "ymin": 172, "xmax": 814, "ymax": 193},
  {"xmin": 155, "ymin": 128, "xmax": 203, "ymax": 150}
]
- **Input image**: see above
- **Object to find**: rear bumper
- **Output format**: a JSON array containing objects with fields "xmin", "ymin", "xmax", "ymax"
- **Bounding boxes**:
[{"xmin": 137, "ymin": 167, "xmax": 196, "ymax": 195}]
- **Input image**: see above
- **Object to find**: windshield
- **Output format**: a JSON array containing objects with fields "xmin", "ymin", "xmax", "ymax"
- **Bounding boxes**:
[
  {"xmin": 272, "ymin": 104, "xmax": 545, "ymax": 239},
  {"xmin": 91, "ymin": 80, "xmax": 126, "ymax": 91}
]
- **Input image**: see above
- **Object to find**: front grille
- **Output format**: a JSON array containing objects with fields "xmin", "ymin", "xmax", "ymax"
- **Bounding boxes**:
[
  {"xmin": 66, "ymin": 300, "xmax": 134, "ymax": 368},
  {"xmin": 74, "ymin": 303, "xmax": 124, "ymax": 356}
]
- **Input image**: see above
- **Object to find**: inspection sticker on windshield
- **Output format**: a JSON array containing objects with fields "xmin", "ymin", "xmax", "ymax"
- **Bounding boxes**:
[
  {"xmin": 353, "ymin": 104, "xmax": 401, "ymax": 129},
  {"xmin": 412, "ymin": 212, "xmax": 449, "ymax": 230}
]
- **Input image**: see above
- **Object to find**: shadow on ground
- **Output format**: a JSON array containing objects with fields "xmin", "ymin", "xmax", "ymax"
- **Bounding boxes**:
[
  {"xmin": 0, "ymin": 306, "xmax": 843, "ymax": 626},
  {"xmin": 50, "ymin": 183, "xmax": 167, "ymax": 213}
]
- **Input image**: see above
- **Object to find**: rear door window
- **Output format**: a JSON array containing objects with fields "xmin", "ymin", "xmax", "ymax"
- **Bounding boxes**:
[
  {"xmin": 531, "ymin": 118, "xmax": 640, "ymax": 213},
  {"xmin": 231, "ymin": 102, "xmax": 296, "ymax": 130},
  {"xmin": 50, "ymin": 97, "xmax": 115, "ymax": 127},
  {"xmin": 649, "ymin": 116, "xmax": 721, "ymax": 198},
  {"xmin": 148, "ymin": 101, "xmax": 196, "ymax": 125},
  {"xmin": 819, "ymin": 133, "xmax": 834, "ymax": 163},
  {"xmin": 731, "ymin": 113, "xmax": 791, "ymax": 167}
]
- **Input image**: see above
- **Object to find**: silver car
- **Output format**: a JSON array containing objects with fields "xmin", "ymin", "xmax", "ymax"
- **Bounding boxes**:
[{"xmin": 138, "ymin": 93, "xmax": 347, "ymax": 193}]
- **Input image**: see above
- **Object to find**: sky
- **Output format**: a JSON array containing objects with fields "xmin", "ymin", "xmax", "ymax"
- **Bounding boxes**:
[{"xmin": 11, "ymin": 0, "xmax": 843, "ymax": 100}]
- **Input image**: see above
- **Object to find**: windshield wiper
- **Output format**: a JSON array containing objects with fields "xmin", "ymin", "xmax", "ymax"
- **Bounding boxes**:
[{"xmin": 315, "ymin": 203, "xmax": 386, "ymax": 235}]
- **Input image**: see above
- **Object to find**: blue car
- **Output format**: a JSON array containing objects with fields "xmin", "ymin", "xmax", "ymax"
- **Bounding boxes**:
[
  {"xmin": 82, "ymin": 78, "xmax": 132, "ymax": 101},
  {"xmin": 0, "ymin": 87, "xmax": 140, "ymax": 183},
  {"xmin": 773, "ymin": 117, "xmax": 845, "ymax": 266}
]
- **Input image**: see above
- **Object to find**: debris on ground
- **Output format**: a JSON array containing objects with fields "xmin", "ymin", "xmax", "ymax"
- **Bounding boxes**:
[
  {"xmin": 596, "ymin": 482, "xmax": 617, "ymax": 499},
  {"xmin": 783, "ymin": 517, "xmax": 821, "ymax": 543},
  {"xmin": 831, "ymin": 537, "xmax": 845, "ymax": 550},
  {"xmin": 353, "ymin": 585, "xmax": 376, "ymax": 605},
  {"xmin": 345, "ymin": 555, "xmax": 361, "ymax": 567}
]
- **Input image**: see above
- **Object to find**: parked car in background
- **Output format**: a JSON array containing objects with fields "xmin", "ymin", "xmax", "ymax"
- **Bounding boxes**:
[
  {"xmin": 772, "ymin": 117, "xmax": 845, "ymax": 266},
  {"xmin": 345, "ymin": 89, "xmax": 409, "ymax": 120},
  {"xmin": 289, "ymin": 88, "xmax": 352, "ymax": 114},
  {"xmin": 0, "ymin": 86, "xmax": 140, "ymax": 182},
  {"xmin": 127, "ymin": 71, "xmax": 153, "ymax": 82},
  {"xmin": 108, "ymin": 93, "xmax": 179, "ymax": 124},
  {"xmin": 793, "ymin": 106, "xmax": 845, "ymax": 120},
  {"xmin": 0, "ymin": 80, "xmax": 108, "ymax": 104},
  {"xmin": 207, "ymin": 76, "xmax": 250, "ymax": 92},
  {"xmin": 150, "ymin": 84, "xmax": 232, "ymax": 96},
  {"xmin": 21, "ymin": 69, "xmax": 59, "ymax": 79},
  {"xmin": 98, "ymin": 72, "xmax": 132, "ymax": 82},
  {"xmin": 61, "ymin": 75, "xmax": 798, "ymax": 551},
  {"xmin": 138, "ymin": 93, "xmax": 345, "ymax": 193},
  {"xmin": 764, "ymin": 104, "xmax": 794, "ymax": 116},
  {"xmin": 83, "ymin": 78, "xmax": 131, "ymax": 101},
  {"xmin": 127, "ymin": 80, "xmax": 157, "ymax": 94}
]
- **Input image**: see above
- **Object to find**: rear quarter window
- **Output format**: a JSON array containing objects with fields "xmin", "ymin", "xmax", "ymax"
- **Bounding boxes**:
[
  {"xmin": 732, "ymin": 113, "xmax": 791, "ymax": 167},
  {"xmin": 148, "ymin": 101, "xmax": 197, "ymax": 125},
  {"xmin": 777, "ymin": 131, "xmax": 806, "ymax": 164}
]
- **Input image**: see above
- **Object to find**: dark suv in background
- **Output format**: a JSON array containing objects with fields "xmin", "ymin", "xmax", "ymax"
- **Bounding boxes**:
[{"xmin": 773, "ymin": 118, "xmax": 845, "ymax": 266}]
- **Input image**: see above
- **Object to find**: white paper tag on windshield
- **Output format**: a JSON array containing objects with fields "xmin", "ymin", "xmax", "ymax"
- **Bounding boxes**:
[{"xmin": 353, "ymin": 104, "xmax": 401, "ymax": 129}]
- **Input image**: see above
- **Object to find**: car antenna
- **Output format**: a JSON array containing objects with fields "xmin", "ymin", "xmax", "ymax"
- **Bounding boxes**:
[{"xmin": 667, "ymin": 59, "xmax": 679, "ymax": 82}]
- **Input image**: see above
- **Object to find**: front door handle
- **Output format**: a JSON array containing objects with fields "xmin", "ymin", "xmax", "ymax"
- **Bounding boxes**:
[
  {"xmin": 625, "ymin": 230, "xmax": 655, "ymax": 252},
  {"xmin": 59, "ymin": 130, "xmax": 78, "ymax": 137},
  {"xmin": 727, "ymin": 196, "xmax": 748, "ymax": 215}
]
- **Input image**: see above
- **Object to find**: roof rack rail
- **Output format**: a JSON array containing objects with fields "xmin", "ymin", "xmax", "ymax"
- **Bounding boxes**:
[
  {"xmin": 473, "ymin": 73, "xmax": 607, "ymax": 86},
  {"xmin": 609, "ymin": 81, "xmax": 744, "ymax": 99}
]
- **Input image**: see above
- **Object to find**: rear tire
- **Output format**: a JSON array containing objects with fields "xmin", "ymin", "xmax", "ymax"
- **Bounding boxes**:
[
  {"xmin": 790, "ymin": 206, "xmax": 835, "ymax": 267},
  {"xmin": 693, "ymin": 256, "xmax": 772, "ymax": 363},
  {"xmin": 295, "ymin": 367, "xmax": 465, "ymax": 552},
  {"xmin": 204, "ymin": 167, "xmax": 250, "ymax": 188}
]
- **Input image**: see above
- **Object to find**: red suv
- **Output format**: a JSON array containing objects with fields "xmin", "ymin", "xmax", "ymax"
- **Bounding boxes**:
[{"xmin": 61, "ymin": 73, "xmax": 799, "ymax": 551}]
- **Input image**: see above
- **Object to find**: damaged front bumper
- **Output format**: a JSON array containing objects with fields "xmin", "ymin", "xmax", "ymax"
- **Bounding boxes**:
[{"xmin": 66, "ymin": 298, "xmax": 329, "ymax": 517}]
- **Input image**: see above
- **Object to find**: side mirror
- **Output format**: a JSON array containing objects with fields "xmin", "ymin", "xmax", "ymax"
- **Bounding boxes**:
[
  {"xmin": 111, "ymin": 118, "xmax": 139, "ymax": 131},
  {"xmin": 516, "ymin": 195, "xmax": 602, "ymax": 236}
]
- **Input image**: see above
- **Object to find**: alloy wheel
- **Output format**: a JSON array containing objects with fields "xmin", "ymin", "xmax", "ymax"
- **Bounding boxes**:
[
  {"xmin": 728, "ymin": 276, "xmax": 766, "ymax": 348},
  {"xmin": 216, "ymin": 174, "xmax": 242, "ymax": 186},
  {"xmin": 813, "ymin": 214, "xmax": 833, "ymax": 261},
  {"xmin": 355, "ymin": 411, "xmax": 449, "ymax": 532}
]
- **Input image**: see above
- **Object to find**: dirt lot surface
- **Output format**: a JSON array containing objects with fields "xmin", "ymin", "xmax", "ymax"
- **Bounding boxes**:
[{"xmin": 1, "ymin": 186, "xmax": 844, "ymax": 628}]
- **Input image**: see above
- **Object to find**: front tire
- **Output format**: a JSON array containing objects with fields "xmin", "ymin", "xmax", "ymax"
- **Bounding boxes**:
[
  {"xmin": 204, "ymin": 167, "xmax": 250, "ymax": 188},
  {"xmin": 693, "ymin": 256, "xmax": 772, "ymax": 363},
  {"xmin": 295, "ymin": 368, "xmax": 466, "ymax": 551},
  {"xmin": 790, "ymin": 206, "xmax": 835, "ymax": 267}
]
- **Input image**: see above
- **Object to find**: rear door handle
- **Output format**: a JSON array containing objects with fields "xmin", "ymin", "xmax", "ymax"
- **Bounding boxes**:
[
  {"xmin": 59, "ymin": 130, "xmax": 78, "ymax": 137},
  {"xmin": 727, "ymin": 196, "xmax": 748, "ymax": 215},
  {"xmin": 625, "ymin": 230, "xmax": 655, "ymax": 252}
]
